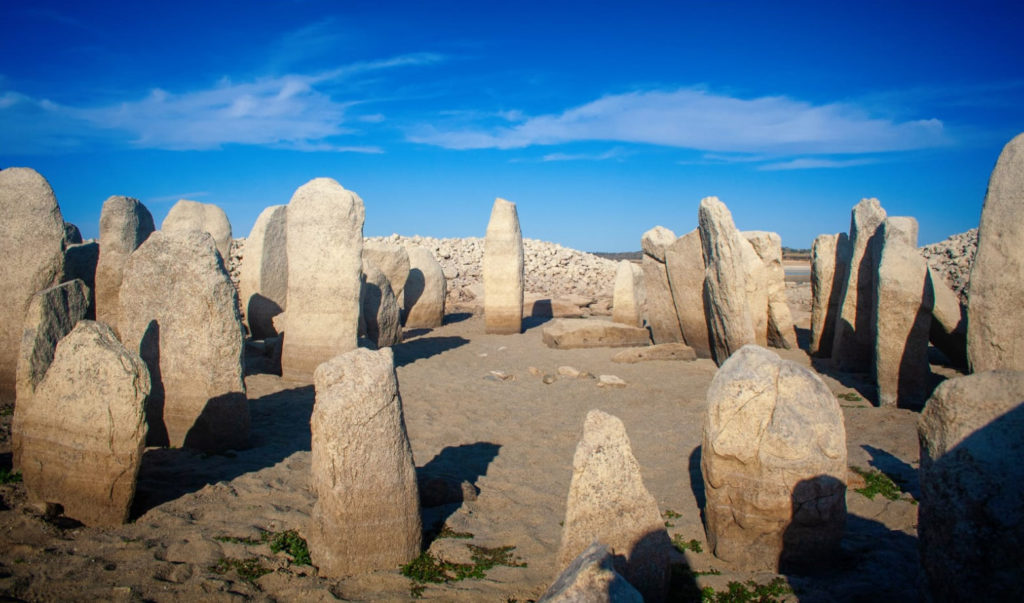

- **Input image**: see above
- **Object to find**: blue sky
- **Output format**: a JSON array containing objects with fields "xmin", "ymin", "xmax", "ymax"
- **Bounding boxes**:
[{"xmin": 2, "ymin": 1, "xmax": 1022, "ymax": 251}]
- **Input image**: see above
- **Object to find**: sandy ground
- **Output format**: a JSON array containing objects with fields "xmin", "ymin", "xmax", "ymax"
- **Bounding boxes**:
[{"xmin": 0, "ymin": 283, "xmax": 944, "ymax": 602}]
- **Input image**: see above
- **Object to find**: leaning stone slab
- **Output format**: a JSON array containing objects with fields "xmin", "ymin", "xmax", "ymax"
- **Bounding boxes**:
[
  {"xmin": 665, "ymin": 229, "xmax": 711, "ymax": 358},
  {"xmin": 238, "ymin": 205, "xmax": 287, "ymax": 339},
  {"xmin": 968, "ymin": 132, "xmax": 1024, "ymax": 372},
  {"xmin": 403, "ymin": 245, "xmax": 446, "ymax": 328},
  {"xmin": 918, "ymin": 371, "xmax": 1024, "ymax": 602},
  {"xmin": 0, "ymin": 168, "xmax": 66, "ymax": 402},
  {"xmin": 363, "ymin": 241, "xmax": 410, "ymax": 307},
  {"xmin": 14, "ymin": 321, "xmax": 149, "ymax": 527},
  {"xmin": 703, "ymin": 345, "xmax": 847, "ymax": 571},
  {"xmin": 612, "ymin": 260, "xmax": 645, "ymax": 328},
  {"xmin": 161, "ymin": 199, "xmax": 233, "ymax": 261},
  {"xmin": 558, "ymin": 410, "xmax": 670, "ymax": 602},
  {"xmin": 745, "ymin": 231, "xmax": 797, "ymax": 349},
  {"xmin": 538, "ymin": 542, "xmax": 643, "ymax": 603},
  {"xmin": 831, "ymin": 198, "xmax": 887, "ymax": 372},
  {"xmin": 612, "ymin": 343, "xmax": 697, "ymax": 363},
  {"xmin": 809, "ymin": 233, "xmax": 850, "ymax": 357},
  {"xmin": 361, "ymin": 266, "xmax": 402, "ymax": 348},
  {"xmin": 542, "ymin": 319, "xmax": 651, "ymax": 350},
  {"xmin": 641, "ymin": 226, "xmax": 684, "ymax": 344},
  {"xmin": 119, "ymin": 231, "xmax": 248, "ymax": 451},
  {"xmin": 281, "ymin": 178, "xmax": 365, "ymax": 382},
  {"xmin": 483, "ymin": 198, "xmax": 525, "ymax": 334},
  {"xmin": 15, "ymin": 280, "xmax": 90, "ymax": 406},
  {"xmin": 307, "ymin": 347, "xmax": 421, "ymax": 577},
  {"xmin": 927, "ymin": 266, "xmax": 967, "ymax": 367},
  {"xmin": 95, "ymin": 196, "xmax": 155, "ymax": 335}
]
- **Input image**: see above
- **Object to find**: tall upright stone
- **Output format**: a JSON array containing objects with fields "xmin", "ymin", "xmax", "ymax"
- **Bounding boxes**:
[
  {"xmin": 809, "ymin": 233, "xmax": 850, "ymax": 357},
  {"xmin": 968, "ymin": 132, "xmax": 1024, "ymax": 372},
  {"xmin": 403, "ymin": 245, "xmax": 446, "ymax": 328},
  {"xmin": 14, "ymin": 280, "xmax": 90, "ymax": 407},
  {"xmin": 612, "ymin": 260, "xmax": 645, "ymax": 328},
  {"xmin": 363, "ymin": 241, "xmax": 410, "ymax": 308},
  {"xmin": 361, "ymin": 267, "xmax": 402, "ymax": 348},
  {"xmin": 873, "ymin": 217, "xmax": 932, "ymax": 408},
  {"xmin": 161, "ymin": 199, "xmax": 233, "ymax": 261},
  {"xmin": 918, "ymin": 371, "xmax": 1024, "ymax": 602},
  {"xmin": 640, "ymin": 226, "xmax": 684, "ymax": 344},
  {"xmin": 281, "ymin": 178, "xmax": 365, "ymax": 381},
  {"xmin": 238, "ymin": 205, "xmax": 287, "ymax": 339},
  {"xmin": 558, "ymin": 410, "xmax": 670, "ymax": 602},
  {"xmin": 483, "ymin": 198, "xmax": 524, "ymax": 334},
  {"xmin": 831, "ymin": 198, "xmax": 887, "ymax": 372},
  {"xmin": 698, "ymin": 197, "xmax": 756, "ymax": 366},
  {"xmin": 927, "ymin": 266, "xmax": 967, "ymax": 368},
  {"xmin": 119, "ymin": 231, "xmax": 248, "ymax": 451},
  {"xmin": 0, "ymin": 168, "xmax": 66, "ymax": 402},
  {"xmin": 745, "ymin": 231, "xmax": 797, "ymax": 349},
  {"xmin": 95, "ymin": 196, "xmax": 155, "ymax": 335},
  {"xmin": 665, "ymin": 229, "xmax": 711, "ymax": 358},
  {"xmin": 307, "ymin": 347, "xmax": 421, "ymax": 577},
  {"xmin": 13, "ymin": 321, "xmax": 149, "ymax": 527}
]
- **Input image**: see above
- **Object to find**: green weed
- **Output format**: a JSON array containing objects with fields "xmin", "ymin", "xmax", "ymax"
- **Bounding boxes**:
[
  {"xmin": 268, "ymin": 530, "xmax": 311, "ymax": 566},
  {"xmin": 400, "ymin": 545, "xmax": 526, "ymax": 598},
  {"xmin": 836, "ymin": 392, "xmax": 862, "ymax": 402},
  {"xmin": 0, "ymin": 468, "xmax": 22, "ymax": 484},
  {"xmin": 700, "ymin": 577, "xmax": 792, "ymax": 602},
  {"xmin": 849, "ymin": 466, "xmax": 902, "ymax": 501},
  {"xmin": 210, "ymin": 557, "xmax": 270, "ymax": 582},
  {"xmin": 437, "ymin": 525, "xmax": 474, "ymax": 539},
  {"xmin": 672, "ymin": 535, "xmax": 703, "ymax": 554}
]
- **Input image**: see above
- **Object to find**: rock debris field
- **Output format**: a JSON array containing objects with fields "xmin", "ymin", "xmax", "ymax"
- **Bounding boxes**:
[{"xmin": 0, "ymin": 133, "xmax": 1022, "ymax": 603}]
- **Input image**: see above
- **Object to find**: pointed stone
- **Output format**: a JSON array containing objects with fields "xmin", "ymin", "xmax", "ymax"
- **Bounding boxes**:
[
  {"xmin": 161, "ymin": 199, "xmax": 233, "ymax": 261},
  {"xmin": 403, "ymin": 245, "xmax": 446, "ymax": 328},
  {"xmin": 745, "ymin": 231, "xmax": 797, "ymax": 349},
  {"xmin": 483, "ymin": 198, "xmax": 524, "ymax": 334},
  {"xmin": 612, "ymin": 260, "xmax": 645, "ymax": 328},
  {"xmin": 809, "ymin": 233, "xmax": 850, "ymax": 357},
  {"xmin": 238, "ymin": 205, "xmax": 288, "ymax": 339},
  {"xmin": 361, "ymin": 266, "xmax": 401, "ymax": 348},
  {"xmin": 96, "ymin": 196, "xmax": 155, "ymax": 335},
  {"xmin": 539, "ymin": 542, "xmax": 643, "ymax": 603}
]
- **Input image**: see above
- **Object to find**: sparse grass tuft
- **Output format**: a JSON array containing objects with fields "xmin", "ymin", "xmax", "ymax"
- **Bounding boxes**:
[
  {"xmin": 663, "ymin": 509, "xmax": 682, "ymax": 527},
  {"xmin": 0, "ymin": 468, "xmax": 22, "ymax": 484},
  {"xmin": 701, "ymin": 577, "xmax": 792, "ymax": 602},
  {"xmin": 672, "ymin": 534, "xmax": 703, "ymax": 553},
  {"xmin": 836, "ymin": 392, "xmax": 862, "ymax": 402},
  {"xmin": 400, "ymin": 544, "xmax": 526, "ymax": 598},
  {"xmin": 268, "ymin": 530, "xmax": 311, "ymax": 566},
  {"xmin": 849, "ymin": 466, "xmax": 902, "ymax": 501},
  {"xmin": 437, "ymin": 525, "xmax": 474, "ymax": 539},
  {"xmin": 210, "ymin": 557, "xmax": 270, "ymax": 582}
]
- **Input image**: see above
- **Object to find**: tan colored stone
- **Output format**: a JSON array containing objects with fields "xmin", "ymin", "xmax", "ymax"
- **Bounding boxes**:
[
  {"xmin": 119, "ymin": 231, "xmax": 248, "ymax": 451},
  {"xmin": 698, "ymin": 197, "xmax": 755, "ymax": 366},
  {"xmin": 14, "ymin": 321, "xmax": 148, "ymax": 526},
  {"xmin": 641, "ymin": 226, "xmax": 684, "ymax": 344},
  {"xmin": 665, "ymin": 229, "xmax": 711, "ymax": 358},
  {"xmin": 927, "ymin": 266, "xmax": 967, "ymax": 367},
  {"xmin": 524, "ymin": 293, "xmax": 585, "ymax": 318},
  {"xmin": 612, "ymin": 343, "xmax": 697, "ymax": 363},
  {"xmin": 612, "ymin": 260, "xmax": 645, "ymax": 327},
  {"xmin": 0, "ymin": 168, "xmax": 66, "ymax": 402},
  {"xmin": 542, "ymin": 319, "xmax": 651, "ymax": 349},
  {"xmin": 361, "ymin": 266, "xmax": 401, "ymax": 348},
  {"xmin": 403, "ymin": 245, "xmax": 446, "ymax": 328},
  {"xmin": 161, "ymin": 199, "xmax": 232, "ymax": 261},
  {"xmin": 832, "ymin": 198, "xmax": 887, "ymax": 372},
  {"xmin": 539, "ymin": 542, "xmax": 643, "ymax": 603},
  {"xmin": 809, "ymin": 233, "xmax": 850, "ymax": 357},
  {"xmin": 703, "ymin": 345, "xmax": 847, "ymax": 571},
  {"xmin": 95, "ymin": 196, "xmax": 155, "ymax": 335},
  {"xmin": 307, "ymin": 347, "xmax": 421, "ymax": 577},
  {"xmin": 363, "ymin": 241, "xmax": 410, "ymax": 306},
  {"xmin": 557, "ymin": 410, "xmax": 670, "ymax": 601},
  {"xmin": 483, "ymin": 198, "xmax": 524, "ymax": 334},
  {"xmin": 238, "ymin": 205, "xmax": 287, "ymax": 339},
  {"xmin": 640, "ymin": 225, "xmax": 675, "ymax": 262},
  {"xmin": 968, "ymin": 132, "xmax": 1024, "ymax": 371},
  {"xmin": 745, "ymin": 231, "xmax": 797, "ymax": 349},
  {"xmin": 281, "ymin": 178, "xmax": 365, "ymax": 382}
]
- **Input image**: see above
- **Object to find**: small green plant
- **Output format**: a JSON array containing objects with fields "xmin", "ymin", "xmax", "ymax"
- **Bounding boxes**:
[
  {"xmin": 437, "ymin": 525, "xmax": 474, "ymax": 539},
  {"xmin": 0, "ymin": 404, "xmax": 13, "ymax": 417},
  {"xmin": 700, "ymin": 577, "xmax": 792, "ymax": 602},
  {"xmin": 468, "ymin": 544, "xmax": 527, "ymax": 570},
  {"xmin": 663, "ymin": 509, "xmax": 682, "ymax": 527},
  {"xmin": 672, "ymin": 534, "xmax": 703, "ymax": 553},
  {"xmin": 210, "ymin": 557, "xmax": 270, "ymax": 582},
  {"xmin": 836, "ymin": 392, "xmax": 862, "ymax": 402},
  {"xmin": 268, "ymin": 530, "xmax": 311, "ymax": 566},
  {"xmin": 0, "ymin": 468, "xmax": 22, "ymax": 484},
  {"xmin": 400, "ymin": 545, "xmax": 526, "ymax": 597},
  {"xmin": 214, "ymin": 534, "xmax": 264, "ymax": 545},
  {"xmin": 849, "ymin": 466, "xmax": 902, "ymax": 501}
]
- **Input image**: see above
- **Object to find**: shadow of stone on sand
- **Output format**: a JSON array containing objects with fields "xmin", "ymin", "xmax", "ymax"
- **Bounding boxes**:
[
  {"xmin": 392, "ymin": 336, "xmax": 469, "ymax": 368},
  {"xmin": 416, "ymin": 442, "xmax": 501, "ymax": 544}
]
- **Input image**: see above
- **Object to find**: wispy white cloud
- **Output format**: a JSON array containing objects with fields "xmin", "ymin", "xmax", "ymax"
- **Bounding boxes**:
[
  {"xmin": 542, "ymin": 147, "xmax": 629, "ymax": 162},
  {"xmin": 757, "ymin": 157, "xmax": 879, "ymax": 171},
  {"xmin": 409, "ymin": 87, "xmax": 949, "ymax": 155}
]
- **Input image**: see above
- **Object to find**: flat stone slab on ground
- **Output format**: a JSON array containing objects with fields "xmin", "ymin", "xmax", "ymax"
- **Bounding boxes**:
[
  {"xmin": 612, "ymin": 343, "xmax": 697, "ymax": 363},
  {"xmin": 542, "ymin": 319, "xmax": 651, "ymax": 349}
]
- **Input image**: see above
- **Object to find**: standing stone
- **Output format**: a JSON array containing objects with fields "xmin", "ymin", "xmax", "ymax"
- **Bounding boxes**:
[
  {"xmin": 363, "ymin": 241, "xmax": 410, "ymax": 308},
  {"xmin": 809, "ymin": 233, "xmax": 850, "ymax": 357},
  {"xmin": 63, "ymin": 222, "xmax": 83, "ymax": 245},
  {"xmin": 927, "ymin": 266, "xmax": 967, "ymax": 368},
  {"xmin": 281, "ymin": 178, "xmax": 365, "ymax": 382},
  {"xmin": 238, "ymin": 205, "xmax": 287, "ymax": 339},
  {"xmin": 612, "ymin": 260, "xmax": 645, "ymax": 328},
  {"xmin": 665, "ymin": 229, "xmax": 711, "ymax": 358},
  {"xmin": 14, "ymin": 280, "xmax": 90, "ymax": 407},
  {"xmin": 558, "ymin": 410, "xmax": 670, "ymax": 602},
  {"xmin": 361, "ymin": 267, "xmax": 402, "ymax": 348},
  {"xmin": 0, "ymin": 168, "xmax": 66, "ymax": 402},
  {"xmin": 918, "ymin": 371, "xmax": 1024, "ymax": 602},
  {"xmin": 403, "ymin": 245, "xmax": 446, "ymax": 328},
  {"xmin": 745, "ymin": 231, "xmax": 797, "ymax": 349},
  {"xmin": 874, "ymin": 217, "xmax": 932, "ymax": 408},
  {"xmin": 161, "ymin": 199, "xmax": 233, "ymax": 261},
  {"xmin": 307, "ymin": 347, "xmax": 421, "ymax": 577},
  {"xmin": 831, "ymin": 198, "xmax": 887, "ymax": 372},
  {"xmin": 538, "ymin": 542, "xmax": 643, "ymax": 603},
  {"xmin": 702, "ymin": 345, "xmax": 847, "ymax": 571},
  {"xmin": 968, "ymin": 132, "xmax": 1024, "ymax": 372},
  {"xmin": 61, "ymin": 242, "xmax": 99, "ymax": 318},
  {"xmin": 483, "ymin": 198, "xmax": 524, "ymax": 334},
  {"xmin": 698, "ymin": 197, "xmax": 756, "ymax": 366},
  {"xmin": 640, "ymin": 226, "xmax": 684, "ymax": 344},
  {"xmin": 95, "ymin": 196, "xmax": 156, "ymax": 335},
  {"xmin": 14, "ymin": 321, "xmax": 149, "ymax": 527},
  {"xmin": 119, "ymin": 231, "xmax": 248, "ymax": 451},
  {"xmin": 739, "ymin": 236, "xmax": 771, "ymax": 347}
]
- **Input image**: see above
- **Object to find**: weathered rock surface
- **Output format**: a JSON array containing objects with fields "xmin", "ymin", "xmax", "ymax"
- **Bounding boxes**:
[
  {"xmin": 702, "ymin": 345, "xmax": 847, "ymax": 571},
  {"xmin": 95, "ymin": 196, "xmax": 156, "ymax": 335},
  {"xmin": 0, "ymin": 168, "xmax": 66, "ymax": 402},
  {"xmin": 920, "ymin": 228, "xmax": 976, "ymax": 306},
  {"xmin": 927, "ymin": 266, "xmax": 967, "ymax": 367},
  {"xmin": 612, "ymin": 260, "xmax": 645, "ymax": 328},
  {"xmin": 363, "ymin": 241, "xmax": 410, "ymax": 307},
  {"xmin": 665, "ymin": 229, "xmax": 711, "ymax": 358},
  {"xmin": 557, "ymin": 410, "xmax": 670, "ymax": 602},
  {"xmin": 538, "ymin": 542, "xmax": 643, "ymax": 603},
  {"xmin": 63, "ymin": 222, "xmax": 82, "ymax": 245},
  {"xmin": 307, "ymin": 347, "xmax": 421, "ymax": 577},
  {"xmin": 402, "ymin": 245, "xmax": 446, "ymax": 328},
  {"xmin": 14, "ymin": 280, "xmax": 90, "ymax": 407},
  {"xmin": 361, "ymin": 267, "xmax": 401, "ymax": 348},
  {"xmin": 14, "ymin": 321, "xmax": 149, "ymax": 526},
  {"xmin": 119, "ymin": 231, "xmax": 248, "ymax": 451},
  {"xmin": 281, "ymin": 178, "xmax": 365, "ymax": 382},
  {"xmin": 641, "ymin": 226, "xmax": 684, "ymax": 344},
  {"xmin": 483, "ymin": 198, "xmax": 525, "ymax": 334},
  {"xmin": 745, "ymin": 231, "xmax": 797, "ymax": 349},
  {"xmin": 640, "ymin": 226, "xmax": 676, "ymax": 263},
  {"xmin": 524, "ymin": 294, "xmax": 585, "ymax": 319},
  {"xmin": 542, "ymin": 319, "xmax": 651, "ymax": 350},
  {"xmin": 968, "ymin": 132, "xmax": 1024, "ymax": 372},
  {"xmin": 832, "ymin": 198, "xmax": 887, "ymax": 372},
  {"xmin": 238, "ymin": 205, "xmax": 287, "ymax": 339},
  {"xmin": 809, "ymin": 233, "xmax": 850, "ymax": 357},
  {"xmin": 161, "ymin": 199, "xmax": 233, "ymax": 261},
  {"xmin": 612, "ymin": 343, "xmax": 697, "ymax": 363},
  {"xmin": 61, "ymin": 242, "xmax": 98, "ymax": 318},
  {"xmin": 698, "ymin": 197, "xmax": 755, "ymax": 366},
  {"xmin": 918, "ymin": 371, "xmax": 1024, "ymax": 602}
]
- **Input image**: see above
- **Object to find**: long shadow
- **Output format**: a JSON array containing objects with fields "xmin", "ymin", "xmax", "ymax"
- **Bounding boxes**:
[
  {"xmin": 522, "ymin": 315, "xmax": 553, "ymax": 330},
  {"xmin": 392, "ymin": 336, "xmax": 469, "ymax": 368},
  {"xmin": 416, "ymin": 442, "xmax": 500, "ymax": 544},
  {"xmin": 810, "ymin": 357, "xmax": 876, "ymax": 402},
  {"xmin": 443, "ymin": 312, "xmax": 473, "ymax": 325},
  {"xmin": 688, "ymin": 446, "xmax": 706, "ymax": 527},
  {"xmin": 861, "ymin": 444, "xmax": 919, "ymax": 499},
  {"xmin": 131, "ymin": 384, "xmax": 314, "ymax": 518},
  {"xmin": 794, "ymin": 325, "xmax": 812, "ymax": 353}
]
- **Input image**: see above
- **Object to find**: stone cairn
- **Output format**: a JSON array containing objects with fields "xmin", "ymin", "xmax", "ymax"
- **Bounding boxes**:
[{"xmin": 483, "ymin": 197, "xmax": 525, "ymax": 334}]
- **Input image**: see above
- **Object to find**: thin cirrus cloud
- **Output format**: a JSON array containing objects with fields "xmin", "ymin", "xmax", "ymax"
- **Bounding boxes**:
[
  {"xmin": 757, "ymin": 157, "xmax": 880, "ymax": 171},
  {"xmin": 409, "ymin": 87, "xmax": 950, "ymax": 157}
]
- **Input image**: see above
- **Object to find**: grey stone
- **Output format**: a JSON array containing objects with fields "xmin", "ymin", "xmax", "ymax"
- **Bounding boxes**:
[
  {"xmin": 361, "ymin": 266, "xmax": 401, "ymax": 348},
  {"xmin": 161, "ymin": 199, "xmax": 233, "ymax": 261},
  {"xmin": 809, "ymin": 233, "xmax": 850, "ymax": 357},
  {"xmin": 698, "ymin": 197, "xmax": 755, "ymax": 366},
  {"xmin": 363, "ymin": 241, "xmax": 410, "ymax": 308},
  {"xmin": 539, "ymin": 542, "xmax": 643, "ymax": 603},
  {"xmin": 745, "ymin": 231, "xmax": 797, "ymax": 349},
  {"xmin": 927, "ymin": 266, "xmax": 967, "ymax": 367},
  {"xmin": 612, "ymin": 343, "xmax": 697, "ymax": 363}
]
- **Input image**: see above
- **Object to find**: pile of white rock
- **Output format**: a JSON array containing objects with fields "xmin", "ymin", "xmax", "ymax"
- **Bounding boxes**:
[{"xmin": 919, "ymin": 228, "xmax": 976, "ymax": 306}]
